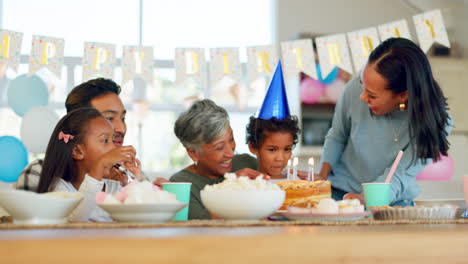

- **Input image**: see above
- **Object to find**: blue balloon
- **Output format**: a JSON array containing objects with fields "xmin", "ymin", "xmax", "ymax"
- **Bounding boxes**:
[
  {"xmin": 0, "ymin": 136, "xmax": 29, "ymax": 183},
  {"xmin": 7, "ymin": 74, "xmax": 49, "ymax": 117},
  {"xmin": 258, "ymin": 61, "xmax": 290, "ymax": 120},
  {"xmin": 316, "ymin": 64, "xmax": 339, "ymax": 85}
]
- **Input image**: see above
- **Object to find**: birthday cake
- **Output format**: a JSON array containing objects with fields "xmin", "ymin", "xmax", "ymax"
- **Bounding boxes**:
[{"xmin": 275, "ymin": 180, "xmax": 332, "ymax": 210}]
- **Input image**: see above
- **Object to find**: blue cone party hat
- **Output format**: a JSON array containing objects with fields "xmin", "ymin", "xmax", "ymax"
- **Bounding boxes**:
[{"xmin": 258, "ymin": 61, "xmax": 290, "ymax": 120}]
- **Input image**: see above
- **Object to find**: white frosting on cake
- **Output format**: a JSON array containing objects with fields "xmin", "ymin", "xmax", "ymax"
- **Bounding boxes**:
[{"xmin": 203, "ymin": 173, "xmax": 281, "ymax": 192}]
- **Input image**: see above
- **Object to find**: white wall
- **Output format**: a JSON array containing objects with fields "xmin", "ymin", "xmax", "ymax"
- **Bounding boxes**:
[{"xmin": 276, "ymin": 0, "xmax": 468, "ymax": 57}]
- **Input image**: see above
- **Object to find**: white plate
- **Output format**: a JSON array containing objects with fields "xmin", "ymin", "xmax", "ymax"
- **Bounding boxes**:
[
  {"xmin": 99, "ymin": 202, "xmax": 187, "ymax": 223},
  {"xmin": 281, "ymin": 211, "xmax": 371, "ymax": 222},
  {"xmin": 414, "ymin": 199, "xmax": 466, "ymax": 209}
]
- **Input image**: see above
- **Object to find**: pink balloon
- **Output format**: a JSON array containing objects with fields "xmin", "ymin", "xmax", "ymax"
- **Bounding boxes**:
[
  {"xmin": 300, "ymin": 78, "xmax": 325, "ymax": 104},
  {"xmin": 324, "ymin": 79, "xmax": 346, "ymax": 103},
  {"xmin": 416, "ymin": 155, "xmax": 454, "ymax": 181}
]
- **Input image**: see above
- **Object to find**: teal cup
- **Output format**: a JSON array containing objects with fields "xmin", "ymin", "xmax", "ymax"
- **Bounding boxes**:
[
  {"xmin": 362, "ymin": 183, "xmax": 391, "ymax": 209},
  {"xmin": 162, "ymin": 182, "xmax": 191, "ymax": 221}
]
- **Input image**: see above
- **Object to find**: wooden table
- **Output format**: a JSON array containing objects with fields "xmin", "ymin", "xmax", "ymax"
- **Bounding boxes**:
[{"xmin": 1, "ymin": 223, "xmax": 468, "ymax": 263}]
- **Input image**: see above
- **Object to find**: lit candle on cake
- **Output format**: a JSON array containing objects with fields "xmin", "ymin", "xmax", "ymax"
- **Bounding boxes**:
[
  {"xmin": 286, "ymin": 159, "xmax": 292, "ymax": 180},
  {"xmin": 308, "ymin": 157, "xmax": 314, "ymax": 182},
  {"xmin": 292, "ymin": 157, "xmax": 299, "ymax": 180}
]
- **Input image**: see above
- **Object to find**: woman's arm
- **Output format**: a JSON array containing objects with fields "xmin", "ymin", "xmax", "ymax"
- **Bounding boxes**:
[{"xmin": 319, "ymin": 78, "xmax": 357, "ymax": 178}]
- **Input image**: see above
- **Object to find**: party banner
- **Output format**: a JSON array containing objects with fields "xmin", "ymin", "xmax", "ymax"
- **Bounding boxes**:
[
  {"xmin": 82, "ymin": 42, "xmax": 116, "ymax": 81},
  {"xmin": 316, "ymin": 33, "xmax": 353, "ymax": 76},
  {"xmin": 209, "ymin": 47, "xmax": 242, "ymax": 106},
  {"xmin": 175, "ymin": 48, "xmax": 207, "ymax": 89},
  {"xmin": 378, "ymin": 19, "xmax": 412, "ymax": 42},
  {"xmin": 122, "ymin": 45, "xmax": 154, "ymax": 85},
  {"xmin": 246, "ymin": 45, "xmax": 277, "ymax": 85},
  {"xmin": 281, "ymin": 39, "xmax": 317, "ymax": 80},
  {"xmin": 413, "ymin": 9, "xmax": 450, "ymax": 53},
  {"xmin": 347, "ymin": 27, "xmax": 380, "ymax": 72},
  {"xmin": 0, "ymin": 29, "xmax": 23, "ymax": 72},
  {"xmin": 29, "ymin": 35, "xmax": 64, "ymax": 78}
]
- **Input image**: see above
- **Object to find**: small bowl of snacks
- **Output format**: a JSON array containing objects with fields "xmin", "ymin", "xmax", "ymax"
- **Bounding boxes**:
[
  {"xmin": 97, "ymin": 181, "xmax": 187, "ymax": 223},
  {"xmin": 200, "ymin": 173, "xmax": 285, "ymax": 220},
  {"xmin": 0, "ymin": 190, "xmax": 83, "ymax": 224},
  {"xmin": 370, "ymin": 205, "xmax": 460, "ymax": 220}
]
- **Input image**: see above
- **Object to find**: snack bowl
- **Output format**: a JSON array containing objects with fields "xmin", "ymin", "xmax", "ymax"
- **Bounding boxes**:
[
  {"xmin": 371, "ymin": 206, "xmax": 460, "ymax": 220},
  {"xmin": 98, "ymin": 202, "xmax": 187, "ymax": 223},
  {"xmin": 200, "ymin": 189, "xmax": 285, "ymax": 220},
  {"xmin": 0, "ymin": 190, "xmax": 83, "ymax": 224}
]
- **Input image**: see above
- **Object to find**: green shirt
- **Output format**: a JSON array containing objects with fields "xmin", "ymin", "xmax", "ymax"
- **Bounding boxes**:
[{"xmin": 169, "ymin": 154, "xmax": 257, "ymax": 219}]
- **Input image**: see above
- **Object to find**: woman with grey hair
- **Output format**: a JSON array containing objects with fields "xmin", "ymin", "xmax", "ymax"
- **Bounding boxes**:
[{"xmin": 170, "ymin": 99, "xmax": 263, "ymax": 219}]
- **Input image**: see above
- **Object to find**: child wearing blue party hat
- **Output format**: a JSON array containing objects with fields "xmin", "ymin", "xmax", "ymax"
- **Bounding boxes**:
[{"xmin": 245, "ymin": 61, "xmax": 301, "ymax": 179}]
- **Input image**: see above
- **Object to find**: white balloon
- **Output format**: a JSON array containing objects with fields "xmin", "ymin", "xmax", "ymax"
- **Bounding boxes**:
[{"xmin": 20, "ymin": 106, "xmax": 59, "ymax": 154}]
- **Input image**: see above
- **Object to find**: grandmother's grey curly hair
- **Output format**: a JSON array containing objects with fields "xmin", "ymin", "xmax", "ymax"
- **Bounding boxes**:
[{"xmin": 174, "ymin": 99, "xmax": 230, "ymax": 151}]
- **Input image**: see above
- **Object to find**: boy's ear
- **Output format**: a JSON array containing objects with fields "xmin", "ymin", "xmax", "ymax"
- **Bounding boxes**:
[
  {"xmin": 248, "ymin": 142, "xmax": 258, "ymax": 155},
  {"xmin": 72, "ymin": 144, "xmax": 84, "ymax": 161}
]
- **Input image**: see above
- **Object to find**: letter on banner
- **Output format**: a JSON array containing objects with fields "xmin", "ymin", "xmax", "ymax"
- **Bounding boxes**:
[
  {"xmin": 29, "ymin": 35, "xmax": 65, "ymax": 77},
  {"xmin": 413, "ymin": 9, "xmax": 450, "ymax": 53},
  {"xmin": 281, "ymin": 39, "xmax": 317, "ymax": 80},
  {"xmin": 222, "ymin": 53, "xmax": 231, "ymax": 74},
  {"xmin": 83, "ymin": 42, "xmax": 116, "ymax": 81},
  {"xmin": 256, "ymin": 51, "xmax": 271, "ymax": 73},
  {"xmin": 378, "ymin": 19, "xmax": 412, "ymax": 42},
  {"xmin": 347, "ymin": 27, "xmax": 380, "ymax": 72},
  {"xmin": 175, "ymin": 48, "xmax": 206, "ymax": 91},
  {"xmin": 316, "ymin": 34, "xmax": 353, "ymax": 76},
  {"xmin": 134, "ymin": 51, "xmax": 145, "ymax": 74},
  {"xmin": 209, "ymin": 47, "xmax": 242, "ymax": 107},
  {"xmin": 122, "ymin": 46, "xmax": 154, "ymax": 86},
  {"xmin": 0, "ymin": 35, "xmax": 10, "ymax": 58},
  {"xmin": 360, "ymin": 37, "xmax": 374, "ymax": 57},
  {"xmin": 0, "ymin": 30, "xmax": 23, "ymax": 72},
  {"xmin": 293, "ymin": 48, "xmax": 303, "ymax": 69},
  {"xmin": 246, "ymin": 45, "xmax": 277, "ymax": 90},
  {"xmin": 246, "ymin": 45, "xmax": 276, "ymax": 106},
  {"xmin": 41, "ymin": 42, "xmax": 56, "ymax": 65},
  {"xmin": 327, "ymin": 43, "xmax": 342, "ymax": 65},
  {"xmin": 186, "ymin": 51, "xmax": 199, "ymax": 74},
  {"xmin": 93, "ymin": 48, "xmax": 108, "ymax": 70}
]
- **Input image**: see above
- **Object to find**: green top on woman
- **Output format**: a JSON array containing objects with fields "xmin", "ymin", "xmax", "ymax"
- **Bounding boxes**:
[{"xmin": 170, "ymin": 154, "xmax": 257, "ymax": 220}]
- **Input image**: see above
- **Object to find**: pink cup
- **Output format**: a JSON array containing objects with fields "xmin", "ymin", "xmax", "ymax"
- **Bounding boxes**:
[{"xmin": 463, "ymin": 176, "xmax": 468, "ymax": 208}]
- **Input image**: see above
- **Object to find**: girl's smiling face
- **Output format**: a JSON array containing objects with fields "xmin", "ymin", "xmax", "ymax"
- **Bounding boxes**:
[
  {"xmin": 78, "ymin": 117, "xmax": 115, "ymax": 172},
  {"xmin": 249, "ymin": 131, "xmax": 294, "ymax": 178}
]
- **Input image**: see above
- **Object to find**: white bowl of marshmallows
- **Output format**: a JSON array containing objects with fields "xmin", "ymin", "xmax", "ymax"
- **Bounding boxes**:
[
  {"xmin": 200, "ymin": 173, "xmax": 285, "ymax": 220},
  {"xmin": 97, "ymin": 181, "xmax": 186, "ymax": 223}
]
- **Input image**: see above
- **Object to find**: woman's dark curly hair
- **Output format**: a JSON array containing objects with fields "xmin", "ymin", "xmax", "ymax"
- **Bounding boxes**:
[{"xmin": 245, "ymin": 115, "xmax": 301, "ymax": 148}]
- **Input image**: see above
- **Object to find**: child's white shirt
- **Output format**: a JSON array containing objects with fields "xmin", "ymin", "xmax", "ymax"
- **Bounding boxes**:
[{"xmin": 52, "ymin": 174, "xmax": 122, "ymax": 222}]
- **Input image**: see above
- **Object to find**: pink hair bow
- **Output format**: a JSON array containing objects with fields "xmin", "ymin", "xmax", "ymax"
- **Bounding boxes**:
[{"xmin": 58, "ymin": 131, "xmax": 74, "ymax": 143}]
